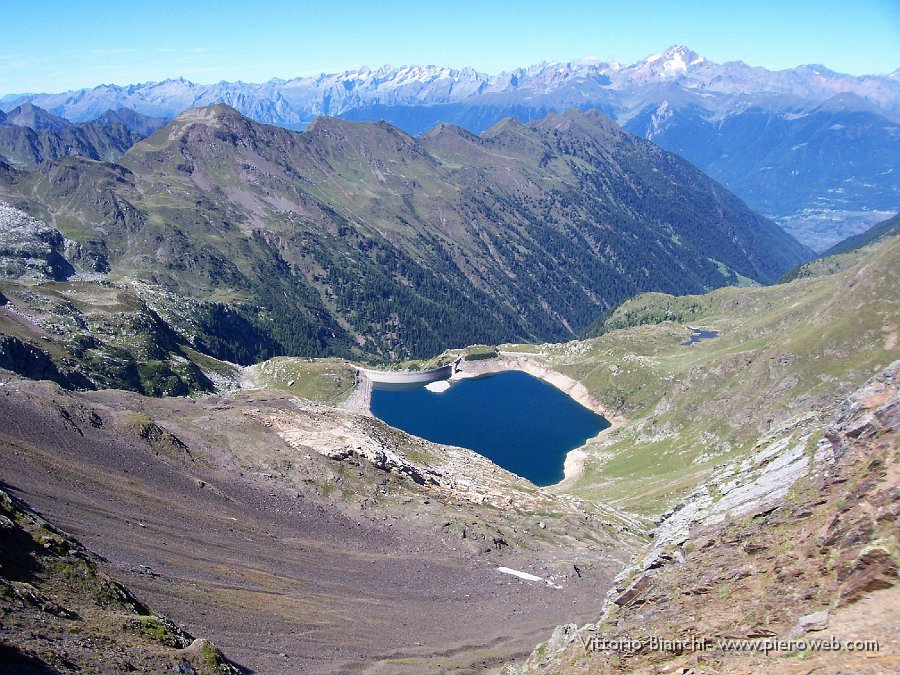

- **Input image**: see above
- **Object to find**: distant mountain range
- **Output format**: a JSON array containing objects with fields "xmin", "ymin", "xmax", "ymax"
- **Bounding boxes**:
[
  {"xmin": 4, "ymin": 46, "xmax": 898, "ymax": 125},
  {"xmin": 0, "ymin": 102, "xmax": 166, "ymax": 169},
  {"xmin": 0, "ymin": 105, "xmax": 809, "ymax": 362},
  {"xmin": 2, "ymin": 45, "xmax": 898, "ymax": 250}
]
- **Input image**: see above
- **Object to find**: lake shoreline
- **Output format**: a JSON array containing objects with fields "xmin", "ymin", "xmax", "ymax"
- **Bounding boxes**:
[
  {"xmin": 344, "ymin": 353, "xmax": 624, "ymax": 489},
  {"xmin": 456, "ymin": 354, "xmax": 624, "ymax": 490}
]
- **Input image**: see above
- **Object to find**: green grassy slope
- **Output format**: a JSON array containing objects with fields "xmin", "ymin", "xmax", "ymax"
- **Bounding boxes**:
[{"xmin": 535, "ymin": 234, "xmax": 899, "ymax": 513}]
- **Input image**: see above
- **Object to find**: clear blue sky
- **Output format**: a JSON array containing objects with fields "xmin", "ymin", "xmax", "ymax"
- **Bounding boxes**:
[{"xmin": 3, "ymin": 0, "xmax": 898, "ymax": 95}]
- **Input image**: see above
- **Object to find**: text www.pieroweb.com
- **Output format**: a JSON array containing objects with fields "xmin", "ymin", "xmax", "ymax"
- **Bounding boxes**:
[{"xmin": 580, "ymin": 635, "xmax": 880, "ymax": 655}]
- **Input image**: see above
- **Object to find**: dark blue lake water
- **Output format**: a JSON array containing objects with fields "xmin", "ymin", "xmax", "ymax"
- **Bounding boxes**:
[
  {"xmin": 682, "ymin": 329, "xmax": 719, "ymax": 346},
  {"xmin": 370, "ymin": 370, "xmax": 609, "ymax": 486}
]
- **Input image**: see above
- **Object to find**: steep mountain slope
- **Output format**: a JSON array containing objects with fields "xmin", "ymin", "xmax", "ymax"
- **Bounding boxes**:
[
  {"xmin": 0, "ymin": 197, "xmax": 262, "ymax": 387},
  {"xmin": 1, "ymin": 105, "xmax": 809, "ymax": 362},
  {"xmin": 0, "ymin": 487, "xmax": 239, "ymax": 673},
  {"xmin": 0, "ymin": 105, "xmax": 146, "ymax": 170},
  {"xmin": 515, "ymin": 361, "xmax": 898, "ymax": 674},
  {"xmin": 4, "ymin": 46, "xmax": 897, "ymax": 247}
]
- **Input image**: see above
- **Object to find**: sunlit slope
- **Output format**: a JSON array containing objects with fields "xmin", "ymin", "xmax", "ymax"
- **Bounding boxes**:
[
  {"xmin": 2, "ymin": 105, "xmax": 809, "ymax": 362},
  {"xmin": 534, "ymin": 234, "xmax": 899, "ymax": 513}
]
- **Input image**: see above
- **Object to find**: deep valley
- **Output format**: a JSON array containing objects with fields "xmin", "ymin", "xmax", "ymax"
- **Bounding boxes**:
[
  {"xmin": 0, "ymin": 32, "xmax": 898, "ymax": 674},
  {"xmin": 1, "ymin": 199, "xmax": 897, "ymax": 672}
]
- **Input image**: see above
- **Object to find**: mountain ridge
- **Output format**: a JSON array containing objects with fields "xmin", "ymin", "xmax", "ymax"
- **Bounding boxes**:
[
  {"xmin": 3, "ymin": 46, "xmax": 896, "ymax": 251},
  {"xmin": 4, "ymin": 46, "xmax": 897, "ymax": 122},
  {"xmin": 0, "ymin": 105, "xmax": 166, "ymax": 170},
  {"xmin": 0, "ymin": 105, "xmax": 810, "ymax": 362}
]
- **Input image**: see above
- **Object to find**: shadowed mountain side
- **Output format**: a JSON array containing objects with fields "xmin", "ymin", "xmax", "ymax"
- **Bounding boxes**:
[{"xmin": 1, "ymin": 105, "xmax": 810, "ymax": 362}]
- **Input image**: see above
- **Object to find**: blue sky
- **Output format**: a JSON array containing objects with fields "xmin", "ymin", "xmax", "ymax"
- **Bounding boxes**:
[{"xmin": 3, "ymin": 0, "xmax": 899, "ymax": 95}]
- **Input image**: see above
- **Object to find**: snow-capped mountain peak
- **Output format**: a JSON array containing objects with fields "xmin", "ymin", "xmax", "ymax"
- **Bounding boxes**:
[
  {"xmin": 4, "ymin": 45, "xmax": 899, "ymax": 127},
  {"xmin": 636, "ymin": 45, "xmax": 705, "ymax": 78}
]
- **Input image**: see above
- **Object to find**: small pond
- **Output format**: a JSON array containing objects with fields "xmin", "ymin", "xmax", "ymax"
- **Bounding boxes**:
[{"xmin": 682, "ymin": 328, "xmax": 720, "ymax": 346}]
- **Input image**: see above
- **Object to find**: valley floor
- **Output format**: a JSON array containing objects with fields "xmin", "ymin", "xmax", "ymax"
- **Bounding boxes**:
[{"xmin": 1, "ymin": 233, "xmax": 898, "ymax": 673}]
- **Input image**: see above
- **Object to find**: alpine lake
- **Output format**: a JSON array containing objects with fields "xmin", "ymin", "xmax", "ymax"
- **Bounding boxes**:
[{"xmin": 370, "ymin": 370, "xmax": 609, "ymax": 486}]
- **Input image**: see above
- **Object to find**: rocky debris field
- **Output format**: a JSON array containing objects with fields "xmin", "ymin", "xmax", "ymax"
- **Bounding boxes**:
[
  {"xmin": 0, "ymin": 372, "xmax": 639, "ymax": 673},
  {"xmin": 513, "ymin": 362, "xmax": 899, "ymax": 674},
  {"xmin": 0, "ymin": 486, "xmax": 238, "ymax": 673}
]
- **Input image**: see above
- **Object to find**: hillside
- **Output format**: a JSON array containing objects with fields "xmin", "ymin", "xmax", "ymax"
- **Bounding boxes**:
[
  {"xmin": 6, "ymin": 46, "xmax": 898, "ymax": 248},
  {"xmin": 0, "ymin": 487, "xmax": 238, "ymax": 673},
  {"xmin": 491, "ymin": 234, "xmax": 899, "ymax": 672},
  {"xmin": 0, "ymin": 106, "xmax": 809, "ymax": 363},
  {"xmin": 536, "ymin": 234, "xmax": 898, "ymax": 513},
  {"xmin": 0, "ymin": 225, "xmax": 895, "ymax": 674},
  {"xmin": 515, "ymin": 360, "xmax": 898, "ymax": 674},
  {"xmin": 624, "ymin": 100, "xmax": 900, "ymax": 250}
]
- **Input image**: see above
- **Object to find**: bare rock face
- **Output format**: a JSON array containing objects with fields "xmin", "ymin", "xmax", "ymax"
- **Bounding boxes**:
[
  {"xmin": 612, "ymin": 574, "xmax": 655, "ymax": 608},
  {"xmin": 0, "ymin": 201, "xmax": 74, "ymax": 280},
  {"xmin": 838, "ymin": 547, "xmax": 898, "ymax": 605},
  {"xmin": 826, "ymin": 362, "xmax": 899, "ymax": 459}
]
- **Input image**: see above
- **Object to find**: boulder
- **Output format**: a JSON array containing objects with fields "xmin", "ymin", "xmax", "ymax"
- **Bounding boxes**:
[
  {"xmin": 838, "ymin": 547, "xmax": 898, "ymax": 605},
  {"xmin": 789, "ymin": 610, "xmax": 829, "ymax": 638}
]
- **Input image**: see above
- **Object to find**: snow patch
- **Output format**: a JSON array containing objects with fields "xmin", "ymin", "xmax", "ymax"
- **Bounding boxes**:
[
  {"xmin": 497, "ymin": 566, "xmax": 563, "ymax": 589},
  {"xmin": 662, "ymin": 51, "xmax": 688, "ymax": 76}
]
